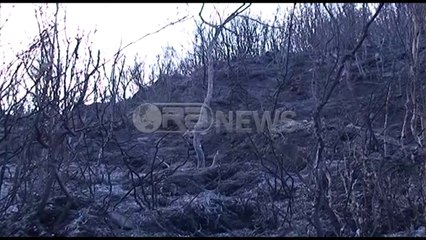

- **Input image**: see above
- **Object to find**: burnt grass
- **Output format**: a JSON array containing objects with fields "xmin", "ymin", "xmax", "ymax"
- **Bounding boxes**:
[{"xmin": 0, "ymin": 49, "xmax": 424, "ymax": 237}]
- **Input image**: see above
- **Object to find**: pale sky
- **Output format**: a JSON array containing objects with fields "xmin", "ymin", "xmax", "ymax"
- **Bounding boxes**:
[
  {"xmin": 0, "ymin": 3, "xmax": 290, "ymax": 105},
  {"xmin": 0, "ymin": 3, "xmax": 289, "ymax": 68}
]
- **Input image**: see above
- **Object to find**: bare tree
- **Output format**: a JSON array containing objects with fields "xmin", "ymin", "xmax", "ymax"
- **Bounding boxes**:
[
  {"xmin": 310, "ymin": 4, "xmax": 384, "ymax": 236},
  {"xmin": 192, "ymin": 3, "xmax": 251, "ymax": 168}
]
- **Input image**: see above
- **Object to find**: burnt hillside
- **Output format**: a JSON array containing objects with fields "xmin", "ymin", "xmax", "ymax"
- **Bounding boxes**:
[{"xmin": 0, "ymin": 3, "xmax": 424, "ymax": 237}]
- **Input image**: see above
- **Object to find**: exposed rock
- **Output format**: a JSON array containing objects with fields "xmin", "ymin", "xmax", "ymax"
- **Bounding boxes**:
[{"xmin": 108, "ymin": 212, "xmax": 134, "ymax": 230}]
